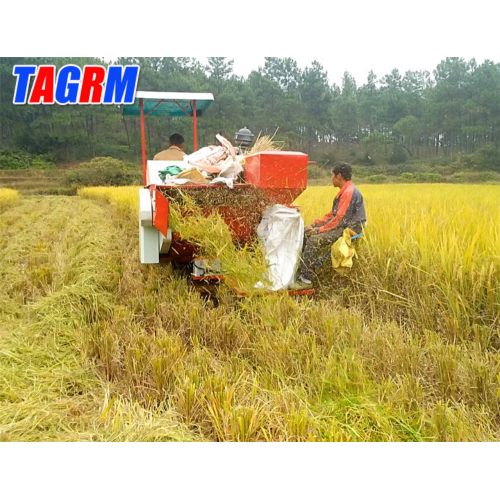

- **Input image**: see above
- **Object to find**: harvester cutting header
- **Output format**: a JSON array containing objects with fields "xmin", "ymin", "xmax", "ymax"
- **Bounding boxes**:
[{"xmin": 124, "ymin": 91, "xmax": 311, "ymax": 293}]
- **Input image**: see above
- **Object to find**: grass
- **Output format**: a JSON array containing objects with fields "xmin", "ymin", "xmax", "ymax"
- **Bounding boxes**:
[{"xmin": 1, "ymin": 184, "xmax": 500, "ymax": 441}]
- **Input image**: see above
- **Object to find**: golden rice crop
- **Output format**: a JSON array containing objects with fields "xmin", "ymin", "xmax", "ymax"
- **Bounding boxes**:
[
  {"xmin": 0, "ymin": 188, "xmax": 19, "ymax": 212},
  {"xmin": 79, "ymin": 186, "xmax": 270, "ymax": 293},
  {"xmin": 246, "ymin": 132, "xmax": 283, "ymax": 156},
  {"xmin": 71, "ymin": 184, "xmax": 500, "ymax": 441},
  {"xmin": 296, "ymin": 184, "xmax": 500, "ymax": 339},
  {"xmin": 80, "ymin": 183, "xmax": 500, "ymax": 337},
  {"xmin": 3, "ymin": 185, "xmax": 500, "ymax": 441},
  {"xmin": 79, "ymin": 186, "xmax": 138, "ymax": 221}
]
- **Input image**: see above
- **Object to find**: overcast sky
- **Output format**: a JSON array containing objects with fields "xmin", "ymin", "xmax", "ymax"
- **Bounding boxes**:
[
  {"xmin": 4, "ymin": 0, "xmax": 500, "ymax": 89},
  {"xmin": 209, "ymin": 55, "xmax": 499, "ymax": 87},
  {"xmin": 99, "ymin": 54, "xmax": 500, "ymax": 89}
]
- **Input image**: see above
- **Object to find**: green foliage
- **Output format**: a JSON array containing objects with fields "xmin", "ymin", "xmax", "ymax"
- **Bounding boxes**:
[
  {"xmin": 454, "ymin": 153, "xmax": 477, "ymax": 170},
  {"xmin": 361, "ymin": 132, "xmax": 391, "ymax": 146},
  {"xmin": 357, "ymin": 153, "xmax": 376, "ymax": 166},
  {"xmin": 393, "ymin": 115, "xmax": 420, "ymax": 139},
  {"xmin": 381, "ymin": 163, "xmax": 417, "ymax": 176},
  {"xmin": 433, "ymin": 165, "xmax": 456, "ymax": 177},
  {"xmin": 400, "ymin": 172, "xmax": 417, "ymax": 183},
  {"xmin": 317, "ymin": 150, "xmax": 337, "ymax": 166},
  {"xmin": 472, "ymin": 144, "xmax": 500, "ymax": 171},
  {"xmin": 352, "ymin": 166, "xmax": 371, "ymax": 178},
  {"xmin": 453, "ymin": 145, "xmax": 500, "ymax": 172},
  {"xmin": 415, "ymin": 172, "xmax": 443, "ymax": 183},
  {"xmin": 361, "ymin": 133, "xmax": 392, "ymax": 164},
  {"xmin": 78, "ymin": 157, "xmax": 126, "ymax": 171},
  {"xmin": 451, "ymin": 171, "xmax": 500, "ymax": 183},
  {"xmin": 477, "ymin": 171, "xmax": 500, "ymax": 182},
  {"xmin": 2, "ymin": 56, "xmax": 500, "ymax": 173},
  {"xmin": 0, "ymin": 148, "xmax": 55, "ymax": 170},
  {"xmin": 64, "ymin": 157, "xmax": 142, "ymax": 187},
  {"xmin": 438, "ymin": 157, "xmax": 452, "ymax": 166},
  {"xmin": 389, "ymin": 147, "xmax": 408, "ymax": 165},
  {"xmin": 367, "ymin": 174, "xmax": 388, "ymax": 183},
  {"xmin": 307, "ymin": 164, "xmax": 329, "ymax": 181}
]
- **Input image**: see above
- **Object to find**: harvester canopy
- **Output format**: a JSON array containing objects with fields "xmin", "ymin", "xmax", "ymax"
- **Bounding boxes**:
[
  {"xmin": 122, "ymin": 91, "xmax": 214, "ymax": 118},
  {"xmin": 122, "ymin": 91, "xmax": 215, "ymax": 183}
]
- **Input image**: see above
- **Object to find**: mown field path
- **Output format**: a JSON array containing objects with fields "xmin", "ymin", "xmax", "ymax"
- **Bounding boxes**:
[{"xmin": 0, "ymin": 196, "xmax": 195, "ymax": 441}]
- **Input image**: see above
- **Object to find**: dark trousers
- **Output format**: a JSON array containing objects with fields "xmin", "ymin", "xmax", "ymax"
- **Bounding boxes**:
[
  {"xmin": 297, "ymin": 228, "xmax": 344, "ymax": 281},
  {"xmin": 297, "ymin": 223, "xmax": 363, "ymax": 281}
]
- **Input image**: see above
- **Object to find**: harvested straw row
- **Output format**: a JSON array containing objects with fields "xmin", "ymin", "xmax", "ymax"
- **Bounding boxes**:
[{"xmin": 167, "ymin": 193, "xmax": 270, "ymax": 293}]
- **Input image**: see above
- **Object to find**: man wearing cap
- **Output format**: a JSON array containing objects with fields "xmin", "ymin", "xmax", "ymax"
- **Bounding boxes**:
[
  {"xmin": 154, "ymin": 134, "xmax": 186, "ymax": 161},
  {"xmin": 291, "ymin": 162, "xmax": 367, "ymax": 290}
]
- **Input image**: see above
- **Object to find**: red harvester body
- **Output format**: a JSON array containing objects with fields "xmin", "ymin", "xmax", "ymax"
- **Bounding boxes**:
[{"xmin": 152, "ymin": 151, "xmax": 308, "ymax": 263}]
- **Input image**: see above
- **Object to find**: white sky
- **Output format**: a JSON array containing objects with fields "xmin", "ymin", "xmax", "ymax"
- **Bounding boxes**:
[
  {"xmin": 95, "ymin": 54, "xmax": 500, "ymax": 88},
  {"xmin": 216, "ymin": 56, "xmax": 496, "ymax": 87},
  {"xmin": 95, "ymin": 55, "xmax": 498, "ymax": 88},
  {"xmin": 3, "ymin": 0, "xmax": 500, "ymax": 90}
]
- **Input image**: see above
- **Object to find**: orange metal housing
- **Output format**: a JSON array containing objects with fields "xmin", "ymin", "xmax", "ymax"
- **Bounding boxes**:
[{"xmin": 245, "ymin": 151, "xmax": 308, "ymax": 189}]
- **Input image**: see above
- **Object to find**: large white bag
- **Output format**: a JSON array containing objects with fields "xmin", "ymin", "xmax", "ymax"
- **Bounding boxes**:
[{"xmin": 256, "ymin": 205, "xmax": 304, "ymax": 291}]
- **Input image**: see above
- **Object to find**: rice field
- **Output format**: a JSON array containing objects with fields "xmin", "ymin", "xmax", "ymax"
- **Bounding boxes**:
[
  {"xmin": 298, "ymin": 185, "xmax": 500, "ymax": 339},
  {"xmin": 1, "ymin": 184, "xmax": 500, "ymax": 441},
  {"xmin": 0, "ymin": 188, "xmax": 19, "ymax": 213}
]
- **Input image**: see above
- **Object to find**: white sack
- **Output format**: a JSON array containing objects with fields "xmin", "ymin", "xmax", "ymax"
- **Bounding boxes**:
[
  {"xmin": 184, "ymin": 147, "xmax": 214, "ymax": 164},
  {"xmin": 255, "ymin": 205, "xmax": 304, "ymax": 291},
  {"xmin": 219, "ymin": 161, "xmax": 244, "ymax": 179}
]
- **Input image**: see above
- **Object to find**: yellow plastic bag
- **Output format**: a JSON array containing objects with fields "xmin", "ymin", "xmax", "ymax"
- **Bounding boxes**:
[
  {"xmin": 176, "ymin": 168, "xmax": 209, "ymax": 184},
  {"xmin": 331, "ymin": 228, "xmax": 357, "ymax": 275}
]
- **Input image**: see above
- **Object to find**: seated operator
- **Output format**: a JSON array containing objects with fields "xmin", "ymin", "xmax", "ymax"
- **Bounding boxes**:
[
  {"xmin": 290, "ymin": 162, "xmax": 367, "ymax": 291},
  {"xmin": 154, "ymin": 133, "xmax": 186, "ymax": 161}
]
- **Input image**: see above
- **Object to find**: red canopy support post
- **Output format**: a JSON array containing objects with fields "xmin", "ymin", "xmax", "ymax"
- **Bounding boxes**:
[
  {"xmin": 193, "ymin": 100, "xmax": 198, "ymax": 151},
  {"xmin": 140, "ymin": 98, "xmax": 147, "ymax": 186}
]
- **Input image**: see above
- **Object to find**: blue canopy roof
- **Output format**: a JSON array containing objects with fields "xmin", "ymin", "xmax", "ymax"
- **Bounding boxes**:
[{"xmin": 122, "ymin": 91, "xmax": 214, "ymax": 118}]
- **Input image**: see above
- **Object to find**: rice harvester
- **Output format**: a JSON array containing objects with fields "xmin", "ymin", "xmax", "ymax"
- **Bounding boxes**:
[{"xmin": 123, "ymin": 91, "xmax": 311, "ymax": 292}]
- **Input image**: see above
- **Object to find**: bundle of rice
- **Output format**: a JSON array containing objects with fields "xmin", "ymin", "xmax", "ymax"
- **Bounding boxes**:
[
  {"xmin": 245, "ymin": 130, "xmax": 284, "ymax": 157},
  {"xmin": 168, "ymin": 192, "xmax": 270, "ymax": 293}
]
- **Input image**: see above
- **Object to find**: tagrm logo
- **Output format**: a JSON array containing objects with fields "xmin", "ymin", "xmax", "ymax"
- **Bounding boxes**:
[{"xmin": 12, "ymin": 65, "xmax": 140, "ymax": 105}]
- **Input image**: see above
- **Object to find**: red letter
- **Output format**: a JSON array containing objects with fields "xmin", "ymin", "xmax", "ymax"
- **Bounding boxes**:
[
  {"xmin": 79, "ymin": 66, "xmax": 106, "ymax": 104},
  {"xmin": 28, "ymin": 66, "xmax": 55, "ymax": 104}
]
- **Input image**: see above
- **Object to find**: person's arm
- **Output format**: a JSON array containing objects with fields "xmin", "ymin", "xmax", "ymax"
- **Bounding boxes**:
[
  {"xmin": 313, "ymin": 211, "xmax": 333, "ymax": 227},
  {"xmin": 318, "ymin": 187, "xmax": 354, "ymax": 233},
  {"xmin": 304, "ymin": 210, "xmax": 332, "ymax": 235}
]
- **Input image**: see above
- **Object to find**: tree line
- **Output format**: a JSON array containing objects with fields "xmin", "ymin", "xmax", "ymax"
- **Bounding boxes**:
[{"xmin": 1, "ymin": 56, "xmax": 500, "ymax": 167}]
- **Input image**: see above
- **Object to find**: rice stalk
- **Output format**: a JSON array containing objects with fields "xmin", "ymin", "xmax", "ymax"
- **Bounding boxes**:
[{"xmin": 246, "ymin": 131, "xmax": 284, "ymax": 157}]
